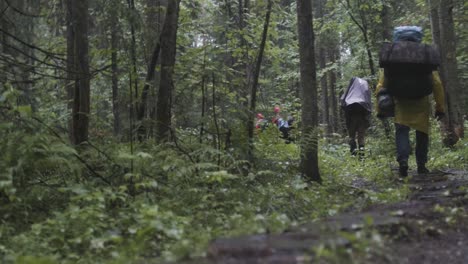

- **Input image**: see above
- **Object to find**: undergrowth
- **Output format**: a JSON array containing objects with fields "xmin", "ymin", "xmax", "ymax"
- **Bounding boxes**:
[{"xmin": 1, "ymin": 110, "xmax": 466, "ymax": 263}]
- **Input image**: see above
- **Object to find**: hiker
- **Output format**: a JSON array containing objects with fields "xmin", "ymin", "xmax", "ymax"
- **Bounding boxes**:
[
  {"xmin": 272, "ymin": 106, "xmax": 292, "ymax": 143},
  {"xmin": 255, "ymin": 113, "xmax": 268, "ymax": 132},
  {"xmin": 340, "ymin": 77, "xmax": 372, "ymax": 157},
  {"xmin": 376, "ymin": 26, "xmax": 445, "ymax": 177}
]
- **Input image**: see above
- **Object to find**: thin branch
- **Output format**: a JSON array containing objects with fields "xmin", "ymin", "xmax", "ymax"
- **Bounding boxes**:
[
  {"xmin": 86, "ymin": 140, "xmax": 122, "ymax": 167},
  {"xmin": 31, "ymin": 117, "xmax": 112, "ymax": 186},
  {"xmin": 0, "ymin": 41, "xmax": 68, "ymax": 71},
  {"xmin": 5, "ymin": 0, "xmax": 44, "ymax": 18},
  {"xmin": 341, "ymin": 0, "xmax": 367, "ymax": 35},
  {"xmin": 170, "ymin": 128, "xmax": 197, "ymax": 164},
  {"xmin": 0, "ymin": 27, "xmax": 66, "ymax": 59}
]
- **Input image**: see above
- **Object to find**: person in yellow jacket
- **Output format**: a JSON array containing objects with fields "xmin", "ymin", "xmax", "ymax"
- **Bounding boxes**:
[{"xmin": 376, "ymin": 71, "xmax": 445, "ymax": 177}]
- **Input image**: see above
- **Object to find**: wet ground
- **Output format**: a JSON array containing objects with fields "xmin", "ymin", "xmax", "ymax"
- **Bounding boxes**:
[{"xmin": 198, "ymin": 169, "xmax": 468, "ymax": 263}]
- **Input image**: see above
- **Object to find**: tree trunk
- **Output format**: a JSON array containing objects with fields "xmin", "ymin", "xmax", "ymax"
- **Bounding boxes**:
[
  {"xmin": 436, "ymin": 0, "xmax": 464, "ymax": 145},
  {"xmin": 212, "ymin": 73, "xmax": 221, "ymax": 159},
  {"xmin": 156, "ymin": 0, "xmax": 181, "ymax": 142},
  {"xmin": 315, "ymin": 0, "xmax": 330, "ymax": 134},
  {"xmin": 328, "ymin": 47, "xmax": 339, "ymax": 134},
  {"xmin": 65, "ymin": 0, "xmax": 74, "ymax": 140},
  {"xmin": 137, "ymin": 0, "xmax": 166, "ymax": 138},
  {"xmin": 381, "ymin": 0, "xmax": 392, "ymax": 41},
  {"xmin": 363, "ymin": 32, "xmax": 376, "ymax": 77},
  {"xmin": 137, "ymin": 0, "xmax": 168, "ymax": 137},
  {"xmin": 18, "ymin": 0, "xmax": 35, "ymax": 111},
  {"xmin": 137, "ymin": 39, "xmax": 161, "ymax": 131},
  {"xmin": 199, "ymin": 74, "xmax": 206, "ymax": 144},
  {"xmin": 67, "ymin": 0, "xmax": 90, "ymax": 145},
  {"xmin": 110, "ymin": 9, "xmax": 121, "ymax": 136},
  {"xmin": 0, "ymin": 0, "xmax": 7, "ymax": 85},
  {"xmin": 319, "ymin": 47, "xmax": 331, "ymax": 136},
  {"xmin": 145, "ymin": 0, "xmax": 165, "ymax": 60},
  {"xmin": 429, "ymin": 0, "xmax": 441, "ymax": 48},
  {"xmin": 296, "ymin": 0, "xmax": 321, "ymax": 183},
  {"xmin": 247, "ymin": 0, "xmax": 272, "ymax": 163},
  {"xmin": 238, "ymin": 0, "xmax": 250, "ymax": 133},
  {"xmin": 380, "ymin": 0, "xmax": 393, "ymax": 137},
  {"xmin": 200, "ymin": 45, "xmax": 207, "ymax": 144}
]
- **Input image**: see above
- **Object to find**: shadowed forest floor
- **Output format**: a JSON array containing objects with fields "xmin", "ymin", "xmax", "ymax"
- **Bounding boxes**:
[{"xmin": 191, "ymin": 169, "xmax": 468, "ymax": 264}]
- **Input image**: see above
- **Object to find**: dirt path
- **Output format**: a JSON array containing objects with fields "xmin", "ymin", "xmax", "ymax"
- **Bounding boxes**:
[{"xmin": 201, "ymin": 169, "xmax": 468, "ymax": 263}]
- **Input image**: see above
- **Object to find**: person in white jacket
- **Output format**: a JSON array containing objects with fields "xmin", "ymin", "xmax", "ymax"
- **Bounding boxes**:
[{"xmin": 341, "ymin": 77, "xmax": 372, "ymax": 157}]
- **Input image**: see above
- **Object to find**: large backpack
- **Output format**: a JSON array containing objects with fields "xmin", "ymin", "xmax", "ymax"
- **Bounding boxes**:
[
  {"xmin": 340, "ymin": 77, "xmax": 372, "ymax": 113},
  {"xmin": 379, "ymin": 40, "xmax": 440, "ymax": 99}
]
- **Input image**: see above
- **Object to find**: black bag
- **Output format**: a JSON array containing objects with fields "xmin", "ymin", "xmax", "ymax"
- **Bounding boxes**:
[
  {"xmin": 377, "ymin": 88, "xmax": 394, "ymax": 118},
  {"xmin": 379, "ymin": 41, "xmax": 440, "ymax": 99}
]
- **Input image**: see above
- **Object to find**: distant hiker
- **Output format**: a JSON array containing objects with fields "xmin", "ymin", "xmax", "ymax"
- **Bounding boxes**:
[
  {"xmin": 272, "ymin": 106, "xmax": 292, "ymax": 143},
  {"xmin": 377, "ymin": 26, "xmax": 445, "ymax": 177},
  {"xmin": 255, "ymin": 113, "xmax": 268, "ymax": 132},
  {"xmin": 340, "ymin": 77, "xmax": 372, "ymax": 157}
]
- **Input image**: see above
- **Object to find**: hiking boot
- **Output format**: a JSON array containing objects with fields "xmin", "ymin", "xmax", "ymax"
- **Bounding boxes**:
[
  {"xmin": 417, "ymin": 165, "xmax": 430, "ymax": 174},
  {"xmin": 350, "ymin": 141, "xmax": 357, "ymax": 156},
  {"xmin": 399, "ymin": 161, "xmax": 408, "ymax": 178},
  {"xmin": 358, "ymin": 145, "xmax": 365, "ymax": 160}
]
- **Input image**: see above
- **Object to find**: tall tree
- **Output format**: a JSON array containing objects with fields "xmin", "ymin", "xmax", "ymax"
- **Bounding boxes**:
[
  {"xmin": 430, "ymin": 0, "xmax": 464, "ymax": 146},
  {"xmin": 156, "ymin": 0, "xmax": 181, "ymax": 142},
  {"xmin": 137, "ymin": 22, "xmax": 163, "ymax": 138},
  {"xmin": 137, "ymin": 0, "xmax": 166, "ymax": 138},
  {"xmin": 439, "ymin": 0, "xmax": 464, "ymax": 143},
  {"xmin": 67, "ymin": 0, "xmax": 90, "ymax": 145},
  {"xmin": 110, "ymin": 6, "xmax": 121, "ymax": 136},
  {"xmin": 316, "ymin": 0, "xmax": 331, "ymax": 135},
  {"xmin": 65, "ymin": 0, "xmax": 74, "ymax": 139},
  {"xmin": 328, "ymin": 46, "xmax": 339, "ymax": 133},
  {"xmin": 296, "ymin": 0, "xmax": 321, "ymax": 183},
  {"xmin": 247, "ymin": 0, "xmax": 272, "ymax": 162}
]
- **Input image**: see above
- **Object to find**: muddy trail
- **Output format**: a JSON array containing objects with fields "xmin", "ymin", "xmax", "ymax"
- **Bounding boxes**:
[{"xmin": 189, "ymin": 169, "xmax": 468, "ymax": 264}]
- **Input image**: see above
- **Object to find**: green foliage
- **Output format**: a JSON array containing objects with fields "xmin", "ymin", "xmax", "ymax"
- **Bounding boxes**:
[
  {"xmin": 1, "ymin": 0, "xmax": 467, "ymax": 263},
  {"xmin": 1, "ymin": 106, "xmax": 466, "ymax": 263}
]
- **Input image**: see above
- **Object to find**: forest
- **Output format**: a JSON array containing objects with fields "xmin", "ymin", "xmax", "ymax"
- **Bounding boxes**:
[{"xmin": 0, "ymin": 0, "xmax": 467, "ymax": 263}]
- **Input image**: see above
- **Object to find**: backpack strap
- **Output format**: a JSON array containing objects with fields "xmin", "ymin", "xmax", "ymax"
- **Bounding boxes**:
[{"xmin": 386, "ymin": 42, "xmax": 396, "ymax": 63}]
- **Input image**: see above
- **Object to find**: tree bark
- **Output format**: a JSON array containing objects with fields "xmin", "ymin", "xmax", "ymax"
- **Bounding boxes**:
[
  {"xmin": 247, "ymin": 0, "xmax": 272, "ymax": 163},
  {"xmin": 381, "ymin": 0, "xmax": 392, "ymax": 41},
  {"xmin": 296, "ymin": 0, "xmax": 321, "ymax": 183},
  {"xmin": 138, "ymin": 0, "xmax": 166, "ymax": 138},
  {"xmin": 156, "ymin": 0, "xmax": 181, "ymax": 142},
  {"xmin": 316, "ymin": 0, "xmax": 330, "ymax": 135},
  {"xmin": 65, "ymin": 0, "xmax": 74, "ymax": 141},
  {"xmin": 429, "ymin": 0, "xmax": 441, "ymax": 48},
  {"xmin": 137, "ymin": 40, "xmax": 161, "ymax": 126},
  {"xmin": 237, "ymin": 0, "xmax": 250, "ymax": 126},
  {"xmin": 319, "ymin": 47, "xmax": 331, "ymax": 135},
  {"xmin": 136, "ymin": 0, "xmax": 167, "ymax": 137},
  {"xmin": 328, "ymin": 47, "xmax": 339, "ymax": 134},
  {"xmin": 200, "ymin": 45, "xmax": 207, "ymax": 144},
  {"xmin": 110, "ymin": 8, "xmax": 121, "ymax": 136},
  {"xmin": 436, "ymin": 0, "xmax": 464, "ymax": 145},
  {"xmin": 212, "ymin": 73, "xmax": 221, "ymax": 158},
  {"xmin": 0, "ymin": 0, "xmax": 7, "ymax": 85},
  {"xmin": 380, "ymin": 0, "xmax": 393, "ymax": 137},
  {"xmin": 67, "ymin": 0, "xmax": 90, "ymax": 145}
]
